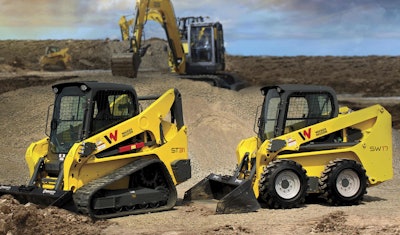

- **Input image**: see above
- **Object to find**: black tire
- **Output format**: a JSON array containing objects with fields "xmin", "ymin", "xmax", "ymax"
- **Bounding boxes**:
[
  {"xmin": 259, "ymin": 159, "xmax": 309, "ymax": 209},
  {"xmin": 319, "ymin": 159, "xmax": 368, "ymax": 206}
]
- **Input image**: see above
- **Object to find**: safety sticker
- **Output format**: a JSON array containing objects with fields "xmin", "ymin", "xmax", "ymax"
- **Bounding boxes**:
[
  {"xmin": 96, "ymin": 140, "xmax": 106, "ymax": 151},
  {"xmin": 287, "ymin": 137, "xmax": 297, "ymax": 147}
]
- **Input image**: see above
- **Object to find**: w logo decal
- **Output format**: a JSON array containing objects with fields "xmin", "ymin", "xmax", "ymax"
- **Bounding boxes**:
[
  {"xmin": 298, "ymin": 128, "xmax": 311, "ymax": 140},
  {"xmin": 104, "ymin": 130, "xmax": 118, "ymax": 144}
]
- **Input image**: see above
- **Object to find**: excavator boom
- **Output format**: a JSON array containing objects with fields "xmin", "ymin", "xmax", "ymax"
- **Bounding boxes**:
[{"xmin": 111, "ymin": 0, "xmax": 185, "ymax": 78}]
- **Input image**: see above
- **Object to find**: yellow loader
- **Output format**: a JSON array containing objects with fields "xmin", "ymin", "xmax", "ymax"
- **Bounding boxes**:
[
  {"xmin": 39, "ymin": 46, "xmax": 72, "ymax": 71},
  {"xmin": 0, "ymin": 81, "xmax": 190, "ymax": 219},
  {"xmin": 184, "ymin": 84, "xmax": 392, "ymax": 213}
]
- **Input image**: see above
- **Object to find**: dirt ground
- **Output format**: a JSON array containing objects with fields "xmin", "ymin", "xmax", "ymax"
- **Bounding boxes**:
[{"xmin": 0, "ymin": 39, "xmax": 399, "ymax": 235}]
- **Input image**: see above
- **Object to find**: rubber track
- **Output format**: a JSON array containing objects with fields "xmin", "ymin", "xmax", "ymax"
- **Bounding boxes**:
[{"xmin": 73, "ymin": 158, "xmax": 177, "ymax": 219}]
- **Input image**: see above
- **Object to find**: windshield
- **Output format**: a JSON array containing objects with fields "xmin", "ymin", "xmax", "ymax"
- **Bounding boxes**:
[
  {"xmin": 283, "ymin": 93, "xmax": 333, "ymax": 133},
  {"xmin": 91, "ymin": 91, "xmax": 136, "ymax": 135},
  {"xmin": 190, "ymin": 26, "xmax": 213, "ymax": 63},
  {"xmin": 259, "ymin": 89, "xmax": 281, "ymax": 141},
  {"xmin": 50, "ymin": 87, "xmax": 86, "ymax": 154}
]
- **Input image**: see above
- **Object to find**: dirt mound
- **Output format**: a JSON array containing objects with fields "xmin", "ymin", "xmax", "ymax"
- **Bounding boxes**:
[
  {"xmin": 0, "ymin": 195, "xmax": 111, "ymax": 235},
  {"xmin": 2, "ymin": 39, "xmax": 399, "ymax": 127},
  {"xmin": 227, "ymin": 55, "xmax": 400, "ymax": 96},
  {"xmin": 311, "ymin": 210, "xmax": 400, "ymax": 234},
  {"xmin": 0, "ymin": 39, "xmax": 399, "ymax": 234},
  {"xmin": 0, "ymin": 39, "xmax": 169, "ymax": 72},
  {"xmin": 2, "ymin": 39, "xmax": 400, "ymax": 96}
]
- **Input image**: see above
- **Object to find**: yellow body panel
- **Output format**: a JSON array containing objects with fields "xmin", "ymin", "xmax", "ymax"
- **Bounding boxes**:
[{"xmin": 25, "ymin": 138, "xmax": 49, "ymax": 177}]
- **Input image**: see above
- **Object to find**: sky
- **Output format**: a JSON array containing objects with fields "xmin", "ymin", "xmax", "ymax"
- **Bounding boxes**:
[{"xmin": 1, "ymin": 0, "xmax": 400, "ymax": 56}]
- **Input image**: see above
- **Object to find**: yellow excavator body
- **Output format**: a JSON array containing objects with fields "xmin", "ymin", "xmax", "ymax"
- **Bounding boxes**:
[{"xmin": 111, "ymin": 0, "xmax": 246, "ymax": 90}]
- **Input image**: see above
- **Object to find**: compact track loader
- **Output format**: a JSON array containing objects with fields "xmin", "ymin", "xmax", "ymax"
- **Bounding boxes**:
[
  {"xmin": 39, "ymin": 46, "xmax": 72, "ymax": 71},
  {"xmin": 0, "ymin": 81, "xmax": 191, "ymax": 219},
  {"xmin": 184, "ymin": 84, "xmax": 393, "ymax": 213}
]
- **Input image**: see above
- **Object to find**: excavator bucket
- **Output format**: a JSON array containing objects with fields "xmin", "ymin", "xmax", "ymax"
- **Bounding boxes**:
[
  {"xmin": 111, "ymin": 52, "xmax": 141, "ymax": 78},
  {"xmin": 0, "ymin": 185, "xmax": 73, "ymax": 208},
  {"xmin": 183, "ymin": 173, "xmax": 260, "ymax": 214}
]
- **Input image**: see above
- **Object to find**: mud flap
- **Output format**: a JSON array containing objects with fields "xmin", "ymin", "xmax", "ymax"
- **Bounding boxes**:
[
  {"xmin": 0, "ymin": 185, "xmax": 73, "ymax": 208},
  {"xmin": 183, "ymin": 173, "xmax": 260, "ymax": 214}
]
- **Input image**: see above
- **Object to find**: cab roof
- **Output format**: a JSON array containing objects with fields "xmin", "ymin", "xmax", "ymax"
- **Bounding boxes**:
[{"xmin": 52, "ymin": 81, "xmax": 136, "ymax": 94}]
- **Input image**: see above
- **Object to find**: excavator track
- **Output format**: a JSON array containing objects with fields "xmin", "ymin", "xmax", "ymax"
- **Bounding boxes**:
[
  {"xmin": 179, "ymin": 73, "xmax": 248, "ymax": 91},
  {"xmin": 73, "ymin": 157, "xmax": 177, "ymax": 219}
]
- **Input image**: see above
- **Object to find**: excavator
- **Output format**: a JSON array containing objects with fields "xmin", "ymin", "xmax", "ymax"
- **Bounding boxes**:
[
  {"xmin": 111, "ymin": 0, "xmax": 246, "ymax": 90},
  {"xmin": 0, "ymin": 81, "xmax": 191, "ymax": 219},
  {"xmin": 184, "ymin": 84, "xmax": 393, "ymax": 213}
]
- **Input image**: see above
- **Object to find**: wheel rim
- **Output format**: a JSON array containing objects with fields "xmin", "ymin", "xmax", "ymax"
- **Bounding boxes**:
[
  {"xmin": 336, "ymin": 169, "xmax": 360, "ymax": 197},
  {"xmin": 275, "ymin": 170, "xmax": 301, "ymax": 199}
]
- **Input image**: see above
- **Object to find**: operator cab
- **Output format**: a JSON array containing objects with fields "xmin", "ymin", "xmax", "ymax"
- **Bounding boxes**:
[
  {"xmin": 186, "ymin": 22, "xmax": 225, "ymax": 74},
  {"xmin": 49, "ymin": 82, "xmax": 139, "ymax": 154},
  {"xmin": 258, "ymin": 85, "xmax": 339, "ymax": 142}
]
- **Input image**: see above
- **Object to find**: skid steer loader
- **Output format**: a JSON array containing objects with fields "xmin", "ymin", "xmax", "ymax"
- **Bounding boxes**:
[
  {"xmin": 184, "ymin": 84, "xmax": 393, "ymax": 214},
  {"xmin": 0, "ymin": 81, "xmax": 191, "ymax": 219},
  {"xmin": 39, "ymin": 46, "xmax": 72, "ymax": 71}
]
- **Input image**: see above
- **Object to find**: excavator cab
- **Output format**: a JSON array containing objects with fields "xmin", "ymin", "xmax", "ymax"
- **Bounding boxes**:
[{"xmin": 186, "ymin": 22, "xmax": 225, "ymax": 74}]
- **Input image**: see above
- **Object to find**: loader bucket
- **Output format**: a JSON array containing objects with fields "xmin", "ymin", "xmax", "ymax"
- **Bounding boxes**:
[
  {"xmin": 111, "ymin": 52, "xmax": 141, "ymax": 78},
  {"xmin": 0, "ymin": 185, "xmax": 73, "ymax": 208},
  {"xmin": 183, "ymin": 173, "xmax": 260, "ymax": 214}
]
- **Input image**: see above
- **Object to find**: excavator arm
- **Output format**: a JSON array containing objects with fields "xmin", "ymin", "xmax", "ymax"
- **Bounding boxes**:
[
  {"xmin": 111, "ymin": 0, "xmax": 186, "ymax": 78},
  {"xmin": 119, "ymin": 16, "xmax": 134, "ymax": 41}
]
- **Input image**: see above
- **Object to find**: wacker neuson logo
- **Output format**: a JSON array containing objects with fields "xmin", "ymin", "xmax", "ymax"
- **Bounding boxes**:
[
  {"xmin": 42, "ymin": 189, "xmax": 57, "ymax": 195},
  {"xmin": 0, "ymin": 185, "xmax": 11, "ymax": 190}
]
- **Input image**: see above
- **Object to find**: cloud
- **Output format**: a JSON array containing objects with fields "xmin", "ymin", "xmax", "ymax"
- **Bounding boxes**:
[{"xmin": 1, "ymin": 0, "xmax": 400, "ymax": 55}]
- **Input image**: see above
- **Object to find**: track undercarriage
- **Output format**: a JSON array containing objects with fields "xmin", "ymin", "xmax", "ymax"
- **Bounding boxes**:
[{"xmin": 74, "ymin": 158, "xmax": 177, "ymax": 219}]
